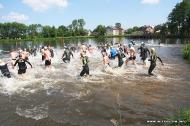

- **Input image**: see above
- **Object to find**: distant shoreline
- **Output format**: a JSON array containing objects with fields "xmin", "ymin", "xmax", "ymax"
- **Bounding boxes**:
[{"xmin": 0, "ymin": 35, "xmax": 190, "ymax": 42}]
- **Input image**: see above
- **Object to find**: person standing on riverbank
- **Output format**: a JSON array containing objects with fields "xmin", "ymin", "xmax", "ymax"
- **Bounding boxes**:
[
  {"xmin": 148, "ymin": 48, "xmax": 164, "ymax": 76},
  {"xmin": 0, "ymin": 59, "xmax": 11, "ymax": 78}
]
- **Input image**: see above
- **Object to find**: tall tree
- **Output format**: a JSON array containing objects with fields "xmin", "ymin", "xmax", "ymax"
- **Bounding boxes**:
[
  {"xmin": 93, "ymin": 25, "xmax": 106, "ymax": 36},
  {"xmin": 115, "ymin": 23, "xmax": 121, "ymax": 29}
]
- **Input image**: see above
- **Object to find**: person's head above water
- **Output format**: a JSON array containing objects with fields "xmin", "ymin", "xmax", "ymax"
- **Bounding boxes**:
[
  {"xmin": 81, "ymin": 51, "xmax": 87, "ymax": 57},
  {"xmin": 19, "ymin": 54, "xmax": 22, "ymax": 58},
  {"xmin": 128, "ymin": 43, "xmax": 132, "ymax": 48},
  {"xmin": 44, "ymin": 46, "xmax": 48, "ymax": 50},
  {"xmin": 141, "ymin": 42, "xmax": 145, "ymax": 46}
]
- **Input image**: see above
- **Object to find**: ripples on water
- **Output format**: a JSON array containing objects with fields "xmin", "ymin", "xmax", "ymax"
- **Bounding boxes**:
[{"xmin": 0, "ymin": 43, "xmax": 190, "ymax": 126}]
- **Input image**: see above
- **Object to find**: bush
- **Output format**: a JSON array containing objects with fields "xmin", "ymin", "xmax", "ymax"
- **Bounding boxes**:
[{"xmin": 183, "ymin": 43, "xmax": 190, "ymax": 62}]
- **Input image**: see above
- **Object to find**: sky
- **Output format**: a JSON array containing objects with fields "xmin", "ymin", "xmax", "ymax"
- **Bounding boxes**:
[{"xmin": 0, "ymin": 0, "xmax": 182, "ymax": 30}]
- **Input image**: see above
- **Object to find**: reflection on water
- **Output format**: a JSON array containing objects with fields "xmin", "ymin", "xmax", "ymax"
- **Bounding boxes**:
[{"xmin": 0, "ymin": 38, "xmax": 190, "ymax": 126}]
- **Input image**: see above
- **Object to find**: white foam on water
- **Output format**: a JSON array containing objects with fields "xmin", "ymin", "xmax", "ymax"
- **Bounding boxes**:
[
  {"xmin": 0, "ymin": 47, "xmax": 176, "ymax": 96},
  {"xmin": 15, "ymin": 103, "xmax": 48, "ymax": 120}
]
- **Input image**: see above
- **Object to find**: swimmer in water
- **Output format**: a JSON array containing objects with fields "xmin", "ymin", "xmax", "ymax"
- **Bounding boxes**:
[
  {"xmin": 0, "ymin": 59, "xmax": 11, "ymax": 78},
  {"xmin": 80, "ymin": 51, "xmax": 89, "ymax": 77},
  {"xmin": 10, "ymin": 50, "xmax": 19, "ymax": 68},
  {"xmin": 22, "ymin": 48, "xmax": 29, "ymax": 61},
  {"xmin": 148, "ymin": 48, "xmax": 164, "ymax": 76},
  {"xmin": 102, "ymin": 51, "xmax": 110, "ymax": 67},
  {"xmin": 109, "ymin": 46, "xmax": 118, "ymax": 59},
  {"xmin": 126, "ymin": 47, "xmax": 136, "ymax": 65},
  {"xmin": 13, "ymin": 54, "xmax": 32, "ymax": 75},
  {"xmin": 138, "ymin": 42, "xmax": 150, "ymax": 65},
  {"xmin": 88, "ymin": 45, "xmax": 94, "ymax": 54},
  {"xmin": 41, "ymin": 46, "xmax": 45, "ymax": 62},
  {"xmin": 117, "ymin": 49, "xmax": 126, "ymax": 67},
  {"xmin": 81, "ymin": 44, "xmax": 87, "ymax": 52},
  {"xmin": 62, "ymin": 47, "xmax": 74, "ymax": 63},
  {"xmin": 48, "ymin": 45, "xmax": 54, "ymax": 58},
  {"xmin": 44, "ymin": 46, "xmax": 52, "ymax": 68}
]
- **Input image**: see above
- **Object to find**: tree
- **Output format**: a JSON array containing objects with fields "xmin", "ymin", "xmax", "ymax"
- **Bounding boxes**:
[
  {"xmin": 125, "ymin": 26, "xmax": 139, "ymax": 34},
  {"xmin": 57, "ymin": 25, "xmax": 68, "ymax": 37},
  {"xmin": 27, "ymin": 24, "xmax": 43, "ymax": 38},
  {"xmin": 168, "ymin": 0, "xmax": 190, "ymax": 37},
  {"xmin": 115, "ymin": 23, "xmax": 121, "ymax": 29},
  {"xmin": 78, "ymin": 19, "xmax": 86, "ymax": 29},
  {"xmin": 93, "ymin": 25, "xmax": 106, "ymax": 36}
]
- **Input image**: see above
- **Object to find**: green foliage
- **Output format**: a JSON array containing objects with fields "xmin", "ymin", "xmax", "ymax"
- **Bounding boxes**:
[
  {"xmin": 167, "ymin": 108, "xmax": 190, "ymax": 126},
  {"xmin": 0, "ymin": 18, "xmax": 88, "ymax": 40},
  {"xmin": 183, "ymin": 43, "xmax": 190, "ymax": 62},
  {"xmin": 0, "ymin": 22, "xmax": 27, "ymax": 39},
  {"xmin": 125, "ymin": 26, "xmax": 140, "ymax": 34},
  {"xmin": 167, "ymin": 0, "xmax": 190, "ymax": 37},
  {"xmin": 115, "ymin": 23, "xmax": 121, "ymax": 29},
  {"xmin": 92, "ymin": 25, "xmax": 106, "ymax": 37}
]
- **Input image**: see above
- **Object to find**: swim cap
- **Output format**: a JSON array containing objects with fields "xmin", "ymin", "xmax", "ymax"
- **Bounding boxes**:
[
  {"xmin": 150, "ymin": 48, "xmax": 155, "ymax": 54},
  {"xmin": 141, "ymin": 42, "xmax": 145, "ymax": 46}
]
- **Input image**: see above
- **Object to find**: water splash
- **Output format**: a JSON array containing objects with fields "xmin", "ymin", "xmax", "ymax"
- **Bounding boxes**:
[{"xmin": 16, "ymin": 103, "xmax": 48, "ymax": 120}]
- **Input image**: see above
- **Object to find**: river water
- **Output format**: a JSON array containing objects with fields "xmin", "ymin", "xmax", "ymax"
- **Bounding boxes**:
[{"xmin": 0, "ymin": 38, "xmax": 190, "ymax": 126}]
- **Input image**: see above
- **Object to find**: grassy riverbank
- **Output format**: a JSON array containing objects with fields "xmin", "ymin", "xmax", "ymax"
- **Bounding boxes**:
[
  {"xmin": 183, "ymin": 43, "xmax": 190, "ymax": 63},
  {"xmin": 167, "ymin": 108, "xmax": 190, "ymax": 126}
]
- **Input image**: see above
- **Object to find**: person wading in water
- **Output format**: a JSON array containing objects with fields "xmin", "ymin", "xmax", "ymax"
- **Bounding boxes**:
[
  {"xmin": 80, "ymin": 51, "xmax": 89, "ymax": 77},
  {"xmin": 148, "ymin": 48, "xmax": 164, "ymax": 76}
]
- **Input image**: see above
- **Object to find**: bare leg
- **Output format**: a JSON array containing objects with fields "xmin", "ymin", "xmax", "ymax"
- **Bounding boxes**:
[
  {"xmin": 125, "ymin": 60, "xmax": 129, "ymax": 65},
  {"xmin": 132, "ymin": 60, "xmax": 135, "ymax": 65}
]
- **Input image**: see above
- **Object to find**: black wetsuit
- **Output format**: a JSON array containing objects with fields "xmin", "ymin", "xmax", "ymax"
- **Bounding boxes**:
[
  {"xmin": 101, "ymin": 48, "xmax": 107, "ymax": 56},
  {"xmin": 14, "ymin": 58, "xmax": 32, "ymax": 74},
  {"xmin": 0, "ymin": 64, "xmax": 11, "ymax": 78},
  {"xmin": 117, "ymin": 51, "xmax": 125, "ymax": 67},
  {"xmin": 80, "ymin": 56, "xmax": 89, "ymax": 77},
  {"xmin": 49, "ymin": 49, "xmax": 54, "ymax": 58},
  {"xmin": 62, "ymin": 49, "xmax": 73, "ymax": 63},
  {"xmin": 32, "ymin": 48, "xmax": 37, "ymax": 56},
  {"xmin": 138, "ymin": 46, "xmax": 150, "ymax": 61},
  {"xmin": 148, "ymin": 54, "xmax": 163, "ymax": 75}
]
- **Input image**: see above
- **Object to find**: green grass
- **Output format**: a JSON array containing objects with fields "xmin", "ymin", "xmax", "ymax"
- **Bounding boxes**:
[
  {"xmin": 167, "ymin": 108, "xmax": 190, "ymax": 126},
  {"xmin": 183, "ymin": 43, "xmax": 190, "ymax": 62}
]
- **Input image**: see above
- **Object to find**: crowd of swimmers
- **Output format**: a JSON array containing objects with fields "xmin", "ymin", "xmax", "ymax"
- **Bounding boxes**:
[{"xmin": 0, "ymin": 42, "xmax": 164, "ymax": 79}]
